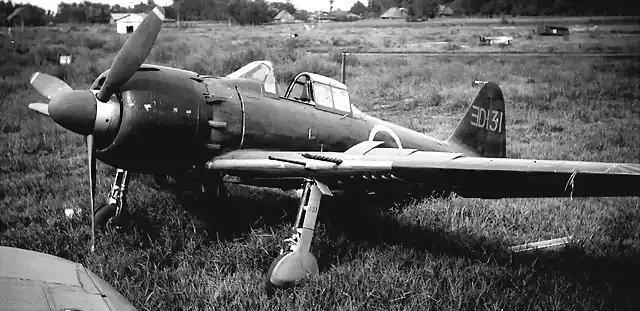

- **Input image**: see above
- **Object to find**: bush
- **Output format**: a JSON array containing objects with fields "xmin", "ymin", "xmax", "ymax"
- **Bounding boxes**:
[
  {"xmin": 328, "ymin": 50, "xmax": 360, "ymax": 67},
  {"xmin": 444, "ymin": 43, "xmax": 462, "ymax": 51},
  {"xmin": 82, "ymin": 37, "xmax": 106, "ymax": 50},
  {"xmin": 219, "ymin": 48, "xmax": 267, "ymax": 74}
]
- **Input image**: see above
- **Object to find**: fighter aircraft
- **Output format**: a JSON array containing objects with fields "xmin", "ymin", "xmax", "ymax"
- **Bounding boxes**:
[{"xmin": 26, "ymin": 7, "xmax": 640, "ymax": 291}]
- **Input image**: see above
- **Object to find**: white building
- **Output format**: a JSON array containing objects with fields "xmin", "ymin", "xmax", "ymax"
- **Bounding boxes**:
[{"xmin": 114, "ymin": 13, "xmax": 146, "ymax": 34}]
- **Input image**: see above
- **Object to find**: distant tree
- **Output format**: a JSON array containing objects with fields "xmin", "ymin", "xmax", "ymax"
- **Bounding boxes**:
[
  {"xmin": 163, "ymin": 5, "xmax": 177, "ymax": 19},
  {"xmin": 227, "ymin": 0, "xmax": 271, "ymax": 25},
  {"xmin": 293, "ymin": 9, "xmax": 309, "ymax": 20},
  {"xmin": 110, "ymin": 4, "xmax": 128, "ymax": 13},
  {"xmin": 6, "ymin": 4, "xmax": 47, "ymax": 26},
  {"xmin": 85, "ymin": 2, "xmax": 111, "ymax": 23},
  {"xmin": 55, "ymin": 3, "xmax": 86, "ymax": 23},
  {"xmin": 132, "ymin": 1, "xmax": 153, "ymax": 12},
  {"xmin": 349, "ymin": 1, "xmax": 367, "ymax": 15},
  {"xmin": 367, "ymin": 0, "xmax": 382, "ymax": 14},
  {"xmin": 270, "ymin": 1, "xmax": 296, "ymax": 15}
]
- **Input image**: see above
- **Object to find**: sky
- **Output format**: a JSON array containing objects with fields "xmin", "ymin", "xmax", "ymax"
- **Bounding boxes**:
[{"xmin": 16, "ymin": 0, "xmax": 362, "ymax": 14}]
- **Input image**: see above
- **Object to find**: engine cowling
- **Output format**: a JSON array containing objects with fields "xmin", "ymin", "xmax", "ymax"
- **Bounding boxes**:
[{"xmin": 94, "ymin": 67, "xmax": 203, "ymax": 174}]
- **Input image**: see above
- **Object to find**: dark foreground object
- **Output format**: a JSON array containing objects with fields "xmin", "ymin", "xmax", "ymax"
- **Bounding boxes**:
[{"xmin": 0, "ymin": 246, "xmax": 136, "ymax": 310}]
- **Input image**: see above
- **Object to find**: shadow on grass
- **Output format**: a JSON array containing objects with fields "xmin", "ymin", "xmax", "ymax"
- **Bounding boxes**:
[
  {"xmin": 174, "ymin": 185, "xmax": 300, "ymax": 241},
  {"xmin": 130, "ymin": 182, "xmax": 639, "ymax": 308},
  {"xmin": 316, "ymin": 193, "xmax": 640, "ymax": 309}
]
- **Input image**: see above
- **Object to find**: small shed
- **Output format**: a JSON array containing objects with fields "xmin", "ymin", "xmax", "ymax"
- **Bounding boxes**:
[
  {"xmin": 380, "ymin": 7, "xmax": 409, "ymax": 19},
  {"xmin": 274, "ymin": 10, "xmax": 295, "ymax": 23},
  {"xmin": 115, "ymin": 14, "xmax": 145, "ymax": 34}
]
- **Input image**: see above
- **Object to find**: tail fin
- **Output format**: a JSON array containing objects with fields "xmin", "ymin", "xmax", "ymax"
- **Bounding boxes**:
[{"xmin": 446, "ymin": 82, "xmax": 506, "ymax": 158}]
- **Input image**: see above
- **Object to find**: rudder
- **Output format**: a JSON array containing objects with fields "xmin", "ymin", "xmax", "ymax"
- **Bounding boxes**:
[{"xmin": 446, "ymin": 82, "xmax": 506, "ymax": 158}]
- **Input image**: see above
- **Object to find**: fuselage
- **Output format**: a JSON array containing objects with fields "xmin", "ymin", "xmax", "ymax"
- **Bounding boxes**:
[{"xmin": 91, "ymin": 64, "xmax": 472, "ymax": 175}]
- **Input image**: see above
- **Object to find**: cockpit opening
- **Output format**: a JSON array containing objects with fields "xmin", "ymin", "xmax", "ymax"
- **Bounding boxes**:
[{"xmin": 284, "ymin": 72, "xmax": 361, "ymax": 115}]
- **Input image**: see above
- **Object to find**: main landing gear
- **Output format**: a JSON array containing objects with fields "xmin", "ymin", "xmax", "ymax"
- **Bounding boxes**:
[
  {"xmin": 265, "ymin": 179, "xmax": 332, "ymax": 294},
  {"xmin": 94, "ymin": 169, "xmax": 130, "ymax": 228}
]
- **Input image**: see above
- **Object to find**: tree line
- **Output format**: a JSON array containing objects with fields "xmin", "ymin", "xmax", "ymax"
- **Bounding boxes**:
[
  {"xmin": 0, "ymin": 0, "xmax": 635, "ymax": 27},
  {"xmin": 0, "ymin": 1, "xmax": 51, "ymax": 27},
  {"xmin": 363, "ymin": 0, "xmax": 636, "ymax": 18}
]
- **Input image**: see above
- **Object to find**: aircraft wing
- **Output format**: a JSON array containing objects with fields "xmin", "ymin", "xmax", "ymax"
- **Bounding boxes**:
[
  {"xmin": 206, "ymin": 142, "xmax": 640, "ymax": 198},
  {"xmin": 0, "ymin": 246, "xmax": 136, "ymax": 311}
]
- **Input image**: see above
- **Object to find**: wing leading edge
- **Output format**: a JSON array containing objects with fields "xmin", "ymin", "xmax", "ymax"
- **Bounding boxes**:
[{"xmin": 207, "ymin": 146, "xmax": 640, "ymax": 199}]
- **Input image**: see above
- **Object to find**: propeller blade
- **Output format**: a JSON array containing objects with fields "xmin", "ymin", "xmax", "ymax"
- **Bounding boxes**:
[
  {"xmin": 96, "ymin": 6, "xmax": 165, "ymax": 102},
  {"xmin": 87, "ymin": 134, "xmax": 96, "ymax": 252},
  {"xmin": 29, "ymin": 72, "xmax": 73, "ymax": 100},
  {"xmin": 28, "ymin": 103, "xmax": 49, "ymax": 116}
]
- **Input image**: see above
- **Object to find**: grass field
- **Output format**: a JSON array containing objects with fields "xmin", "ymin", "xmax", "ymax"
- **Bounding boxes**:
[{"xmin": 1, "ymin": 16, "xmax": 639, "ymax": 310}]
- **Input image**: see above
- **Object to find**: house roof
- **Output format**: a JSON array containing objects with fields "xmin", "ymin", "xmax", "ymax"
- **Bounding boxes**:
[
  {"xmin": 111, "ymin": 13, "xmax": 147, "ymax": 23},
  {"xmin": 332, "ymin": 10, "xmax": 347, "ymax": 17},
  {"xmin": 116, "ymin": 14, "xmax": 146, "ymax": 24},
  {"xmin": 380, "ymin": 7, "xmax": 409, "ymax": 19},
  {"xmin": 110, "ymin": 13, "xmax": 130, "ymax": 21},
  {"xmin": 274, "ymin": 10, "xmax": 295, "ymax": 21}
]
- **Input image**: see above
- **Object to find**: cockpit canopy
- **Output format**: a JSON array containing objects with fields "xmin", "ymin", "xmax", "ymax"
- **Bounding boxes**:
[
  {"xmin": 284, "ymin": 72, "xmax": 362, "ymax": 114},
  {"xmin": 226, "ymin": 60, "xmax": 278, "ymax": 95},
  {"xmin": 226, "ymin": 60, "xmax": 363, "ymax": 115}
]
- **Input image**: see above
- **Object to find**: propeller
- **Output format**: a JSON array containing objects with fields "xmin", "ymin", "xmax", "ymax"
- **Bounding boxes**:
[
  {"xmin": 88, "ymin": 134, "xmax": 96, "ymax": 252},
  {"xmin": 27, "ymin": 6, "xmax": 165, "ymax": 252},
  {"xmin": 29, "ymin": 72, "xmax": 73, "ymax": 100},
  {"xmin": 27, "ymin": 103, "xmax": 49, "ymax": 115},
  {"xmin": 96, "ymin": 6, "xmax": 165, "ymax": 102}
]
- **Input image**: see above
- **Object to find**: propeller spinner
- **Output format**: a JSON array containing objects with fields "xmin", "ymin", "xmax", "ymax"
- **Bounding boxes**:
[{"xmin": 28, "ymin": 6, "xmax": 165, "ymax": 252}]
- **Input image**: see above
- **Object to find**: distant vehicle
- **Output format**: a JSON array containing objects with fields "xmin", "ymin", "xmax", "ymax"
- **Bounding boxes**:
[
  {"xmin": 0, "ymin": 246, "xmax": 136, "ymax": 310},
  {"xmin": 538, "ymin": 25, "xmax": 570, "ymax": 36},
  {"xmin": 479, "ymin": 35, "xmax": 513, "ymax": 45}
]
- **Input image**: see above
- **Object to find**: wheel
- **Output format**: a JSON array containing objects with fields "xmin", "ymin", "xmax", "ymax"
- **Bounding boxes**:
[
  {"xmin": 93, "ymin": 203, "xmax": 117, "ymax": 228},
  {"xmin": 153, "ymin": 174, "xmax": 170, "ymax": 189},
  {"xmin": 265, "ymin": 252, "xmax": 290, "ymax": 296},
  {"xmin": 264, "ymin": 250, "xmax": 318, "ymax": 296}
]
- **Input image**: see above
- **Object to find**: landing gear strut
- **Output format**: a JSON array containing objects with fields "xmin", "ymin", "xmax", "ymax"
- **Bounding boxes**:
[
  {"xmin": 94, "ymin": 168, "xmax": 130, "ymax": 228},
  {"xmin": 198, "ymin": 171, "xmax": 228, "ymax": 202},
  {"xmin": 265, "ymin": 179, "xmax": 332, "ymax": 294}
]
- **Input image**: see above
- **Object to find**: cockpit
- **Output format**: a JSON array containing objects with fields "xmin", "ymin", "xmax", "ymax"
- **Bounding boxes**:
[
  {"xmin": 225, "ymin": 60, "xmax": 363, "ymax": 115},
  {"xmin": 283, "ymin": 72, "xmax": 362, "ymax": 115}
]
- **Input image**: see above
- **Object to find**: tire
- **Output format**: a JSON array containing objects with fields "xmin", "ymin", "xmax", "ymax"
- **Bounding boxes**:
[
  {"xmin": 153, "ymin": 174, "xmax": 171, "ymax": 189},
  {"xmin": 93, "ymin": 203, "xmax": 117, "ymax": 228},
  {"xmin": 264, "ymin": 251, "xmax": 292, "ymax": 296}
]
